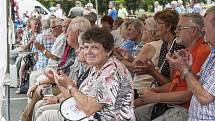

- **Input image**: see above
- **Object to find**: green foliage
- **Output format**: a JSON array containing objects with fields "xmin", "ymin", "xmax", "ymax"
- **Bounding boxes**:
[
  {"xmin": 115, "ymin": 0, "xmax": 125, "ymax": 3},
  {"xmin": 123, "ymin": 0, "xmax": 137, "ymax": 11},
  {"xmin": 37, "ymin": 0, "xmax": 82, "ymax": 15},
  {"xmin": 97, "ymin": 0, "xmax": 107, "ymax": 15}
]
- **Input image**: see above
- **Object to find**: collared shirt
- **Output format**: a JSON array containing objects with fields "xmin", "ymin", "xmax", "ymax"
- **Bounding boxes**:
[
  {"xmin": 79, "ymin": 57, "xmax": 135, "ymax": 120},
  {"xmin": 168, "ymin": 39, "xmax": 210, "ymax": 109},
  {"xmin": 47, "ymin": 33, "xmax": 67, "ymax": 68},
  {"xmin": 33, "ymin": 31, "xmax": 55, "ymax": 70},
  {"xmin": 59, "ymin": 44, "xmax": 76, "ymax": 67},
  {"xmin": 21, "ymin": 29, "xmax": 33, "ymax": 45},
  {"xmin": 21, "ymin": 29, "xmax": 41, "ymax": 51},
  {"xmin": 68, "ymin": 59, "xmax": 84, "ymax": 81},
  {"xmin": 189, "ymin": 48, "xmax": 215, "ymax": 121},
  {"xmin": 120, "ymin": 40, "xmax": 143, "ymax": 57}
]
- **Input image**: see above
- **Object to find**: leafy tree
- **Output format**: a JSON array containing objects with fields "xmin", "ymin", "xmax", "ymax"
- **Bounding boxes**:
[{"xmin": 37, "ymin": 0, "xmax": 85, "ymax": 15}]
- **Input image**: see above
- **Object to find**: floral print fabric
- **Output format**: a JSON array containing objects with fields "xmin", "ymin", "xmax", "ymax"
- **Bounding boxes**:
[{"xmin": 79, "ymin": 57, "xmax": 135, "ymax": 121}]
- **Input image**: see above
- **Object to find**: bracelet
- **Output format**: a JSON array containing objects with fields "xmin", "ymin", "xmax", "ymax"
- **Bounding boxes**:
[
  {"xmin": 181, "ymin": 68, "xmax": 190, "ymax": 80},
  {"xmin": 43, "ymin": 50, "xmax": 47, "ymax": 55},
  {"xmin": 67, "ymin": 86, "xmax": 73, "ymax": 94}
]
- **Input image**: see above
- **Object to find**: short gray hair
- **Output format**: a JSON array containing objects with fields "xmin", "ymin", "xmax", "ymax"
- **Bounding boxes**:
[
  {"xmin": 129, "ymin": 19, "xmax": 143, "ymax": 34},
  {"xmin": 50, "ymin": 18, "xmax": 63, "ymax": 26},
  {"xmin": 68, "ymin": 17, "xmax": 91, "ymax": 44},
  {"xmin": 181, "ymin": 13, "xmax": 204, "ymax": 36},
  {"xmin": 69, "ymin": 16, "xmax": 91, "ymax": 32}
]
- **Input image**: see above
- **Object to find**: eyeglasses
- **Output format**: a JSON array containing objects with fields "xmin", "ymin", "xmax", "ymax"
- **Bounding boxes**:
[{"xmin": 176, "ymin": 26, "xmax": 195, "ymax": 31}]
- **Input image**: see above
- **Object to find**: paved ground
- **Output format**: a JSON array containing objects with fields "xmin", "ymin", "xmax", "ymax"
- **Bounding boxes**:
[{"xmin": 2, "ymin": 87, "xmax": 27, "ymax": 121}]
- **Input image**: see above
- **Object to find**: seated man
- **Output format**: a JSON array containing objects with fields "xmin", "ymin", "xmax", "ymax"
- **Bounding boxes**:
[
  {"xmin": 20, "ymin": 17, "xmax": 91, "ymax": 121},
  {"xmin": 167, "ymin": 7, "xmax": 215, "ymax": 120},
  {"xmin": 17, "ymin": 18, "xmax": 62, "ymax": 94},
  {"xmin": 32, "ymin": 18, "xmax": 63, "ymax": 71},
  {"xmin": 28, "ymin": 18, "xmax": 65, "ymax": 90},
  {"xmin": 115, "ymin": 19, "xmax": 143, "ymax": 56},
  {"xmin": 134, "ymin": 13, "xmax": 210, "ymax": 121},
  {"xmin": 16, "ymin": 17, "xmax": 42, "ymax": 93}
]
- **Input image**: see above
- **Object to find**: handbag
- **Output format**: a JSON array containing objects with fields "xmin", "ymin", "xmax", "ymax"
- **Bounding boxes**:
[{"xmin": 151, "ymin": 103, "xmax": 171, "ymax": 120}]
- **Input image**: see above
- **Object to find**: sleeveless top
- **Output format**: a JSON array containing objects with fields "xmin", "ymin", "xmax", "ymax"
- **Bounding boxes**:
[{"xmin": 134, "ymin": 40, "xmax": 163, "ymax": 89}]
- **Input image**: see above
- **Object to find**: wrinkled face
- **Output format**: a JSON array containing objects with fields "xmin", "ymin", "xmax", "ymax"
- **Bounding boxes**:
[
  {"xmin": 142, "ymin": 23, "xmax": 155, "ymax": 41},
  {"xmin": 77, "ymin": 43, "xmax": 86, "ymax": 63},
  {"xmin": 155, "ymin": 19, "xmax": 167, "ymax": 39},
  {"xmin": 127, "ymin": 24, "xmax": 140, "ymax": 41},
  {"xmin": 51, "ymin": 24, "xmax": 62, "ymax": 37},
  {"xmin": 62, "ymin": 20, "xmax": 71, "ymax": 34},
  {"xmin": 31, "ymin": 20, "xmax": 41, "ymax": 33},
  {"xmin": 204, "ymin": 13, "xmax": 215, "ymax": 47},
  {"xmin": 175, "ymin": 17, "xmax": 194, "ymax": 47},
  {"xmin": 66, "ymin": 26, "xmax": 79, "ymax": 48},
  {"xmin": 84, "ymin": 42, "xmax": 110, "ymax": 69}
]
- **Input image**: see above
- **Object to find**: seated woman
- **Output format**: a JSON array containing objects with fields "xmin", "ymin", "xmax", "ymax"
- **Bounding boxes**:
[
  {"xmin": 113, "ymin": 17, "xmax": 163, "ymax": 99},
  {"xmin": 132, "ymin": 9, "xmax": 184, "ymax": 86},
  {"xmin": 132, "ymin": 17, "xmax": 163, "ymax": 95},
  {"xmin": 20, "ymin": 17, "xmax": 91, "ymax": 121},
  {"xmin": 36, "ymin": 27, "xmax": 135, "ymax": 121},
  {"xmin": 32, "ymin": 36, "xmax": 90, "ymax": 121}
]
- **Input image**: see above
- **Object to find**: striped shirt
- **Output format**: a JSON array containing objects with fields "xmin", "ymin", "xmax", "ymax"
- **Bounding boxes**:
[{"xmin": 189, "ymin": 48, "xmax": 215, "ymax": 121}]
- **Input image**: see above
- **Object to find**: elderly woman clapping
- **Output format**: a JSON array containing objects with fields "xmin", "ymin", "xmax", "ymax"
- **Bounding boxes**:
[{"xmin": 38, "ymin": 27, "xmax": 135, "ymax": 121}]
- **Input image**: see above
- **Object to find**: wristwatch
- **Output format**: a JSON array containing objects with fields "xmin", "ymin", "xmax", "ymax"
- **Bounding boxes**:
[{"xmin": 181, "ymin": 68, "xmax": 190, "ymax": 80}]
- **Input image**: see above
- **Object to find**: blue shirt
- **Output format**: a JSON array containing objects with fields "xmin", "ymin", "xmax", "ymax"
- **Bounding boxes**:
[
  {"xmin": 108, "ymin": 9, "xmax": 117, "ymax": 20},
  {"xmin": 120, "ymin": 40, "xmax": 137, "ymax": 55}
]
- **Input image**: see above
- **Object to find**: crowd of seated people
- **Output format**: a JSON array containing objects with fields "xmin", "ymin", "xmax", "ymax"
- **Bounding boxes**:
[{"xmin": 12, "ymin": 6, "xmax": 215, "ymax": 121}]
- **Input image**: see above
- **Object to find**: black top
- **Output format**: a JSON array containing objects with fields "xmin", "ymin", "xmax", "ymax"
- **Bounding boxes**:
[{"xmin": 158, "ymin": 40, "xmax": 185, "ymax": 80}]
